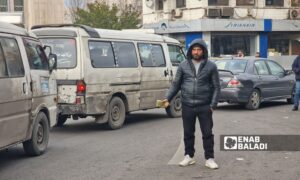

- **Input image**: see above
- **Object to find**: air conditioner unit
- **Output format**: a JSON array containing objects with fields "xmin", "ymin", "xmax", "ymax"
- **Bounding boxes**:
[
  {"xmin": 206, "ymin": 8, "xmax": 221, "ymax": 18},
  {"xmin": 171, "ymin": 9, "xmax": 183, "ymax": 18},
  {"xmin": 290, "ymin": 9, "xmax": 300, "ymax": 19},
  {"xmin": 221, "ymin": 7, "xmax": 234, "ymax": 17},
  {"xmin": 145, "ymin": 0, "xmax": 154, "ymax": 8}
]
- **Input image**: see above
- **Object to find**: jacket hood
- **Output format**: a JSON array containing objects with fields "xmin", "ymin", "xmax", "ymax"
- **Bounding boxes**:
[{"xmin": 187, "ymin": 39, "xmax": 208, "ymax": 60}]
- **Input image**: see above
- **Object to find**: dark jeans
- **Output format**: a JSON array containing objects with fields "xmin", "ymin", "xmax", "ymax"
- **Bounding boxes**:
[
  {"xmin": 182, "ymin": 104, "xmax": 214, "ymax": 160},
  {"xmin": 294, "ymin": 81, "xmax": 300, "ymax": 107}
]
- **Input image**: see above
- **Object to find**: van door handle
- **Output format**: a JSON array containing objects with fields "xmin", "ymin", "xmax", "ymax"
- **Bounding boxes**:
[
  {"xmin": 23, "ymin": 82, "xmax": 27, "ymax": 94},
  {"xmin": 164, "ymin": 70, "xmax": 169, "ymax": 77}
]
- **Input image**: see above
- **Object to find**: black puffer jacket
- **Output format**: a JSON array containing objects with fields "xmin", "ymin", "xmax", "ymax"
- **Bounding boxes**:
[{"xmin": 166, "ymin": 39, "xmax": 220, "ymax": 109}]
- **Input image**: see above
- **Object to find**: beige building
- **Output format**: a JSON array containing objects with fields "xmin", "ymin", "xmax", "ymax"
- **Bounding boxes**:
[
  {"xmin": 25, "ymin": 0, "xmax": 65, "ymax": 30},
  {"xmin": 0, "ymin": 0, "xmax": 142, "ymax": 29},
  {"xmin": 0, "ymin": 0, "xmax": 65, "ymax": 30}
]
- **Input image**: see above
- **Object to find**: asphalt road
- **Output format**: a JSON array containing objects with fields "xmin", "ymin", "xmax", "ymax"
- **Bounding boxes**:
[{"xmin": 1, "ymin": 101, "xmax": 300, "ymax": 180}]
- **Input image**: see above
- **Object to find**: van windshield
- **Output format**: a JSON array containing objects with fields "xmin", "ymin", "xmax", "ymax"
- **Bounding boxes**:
[{"xmin": 40, "ymin": 38, "xmax": 76, "ymax": 69}]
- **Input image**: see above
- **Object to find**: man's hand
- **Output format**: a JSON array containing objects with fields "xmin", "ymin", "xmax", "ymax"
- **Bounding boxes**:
[{"xmin": 162, "ymin": 99, "xmax": 170, "ymax": 108}]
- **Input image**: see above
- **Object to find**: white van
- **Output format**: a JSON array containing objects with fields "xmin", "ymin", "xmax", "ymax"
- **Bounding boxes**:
[
  {"xmin": 32, "ymin": 24, "xmax": 185, "ymax": 129},
  {"xmin": 0, "ymin": 22, "xmax": 57, "ymax": 156}
]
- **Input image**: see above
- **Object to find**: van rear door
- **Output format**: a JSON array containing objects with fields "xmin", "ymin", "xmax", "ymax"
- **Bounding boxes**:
[{"xmin": 40, "ymin": 38, "xmax": 78, "ymax": 104}]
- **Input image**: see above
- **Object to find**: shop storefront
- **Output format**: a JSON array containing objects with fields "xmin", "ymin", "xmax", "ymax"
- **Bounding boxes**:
[{"xmin": 143, "ymin": 19, "xmax": 300, "ymax": 58}]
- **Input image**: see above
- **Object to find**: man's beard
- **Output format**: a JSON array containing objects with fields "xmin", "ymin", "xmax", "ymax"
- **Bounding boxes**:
[{"xmin": 192, "ymin": 55, "xmax": 202, "ymax": 61}]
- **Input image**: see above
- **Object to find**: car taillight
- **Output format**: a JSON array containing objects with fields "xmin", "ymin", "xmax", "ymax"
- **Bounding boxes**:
[
  {"xmin": 76, "ymin": 80, "xmax": 86, "ymax": 94},
  {"xmin": 227, "ymin": 78, "xmax": 243, "ymax": 88}
]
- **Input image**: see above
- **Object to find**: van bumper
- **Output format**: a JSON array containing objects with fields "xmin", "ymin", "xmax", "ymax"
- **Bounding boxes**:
[{"xmin": 58, "ymin": 104, "xmax": 86, "ymax": 115}]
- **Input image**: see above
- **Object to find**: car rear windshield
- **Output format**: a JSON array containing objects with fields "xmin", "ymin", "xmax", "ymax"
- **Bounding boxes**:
[
  {"xmin": 215, "ymin": 60, "xmax": 247, "ymax": 73},
  {"xmin": 40, "ymin": 38, "xmax": 77, "ymax": 69}
]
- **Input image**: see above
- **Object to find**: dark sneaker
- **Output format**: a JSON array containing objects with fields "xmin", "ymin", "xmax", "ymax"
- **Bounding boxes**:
[{"xmin": 292, "ymin": 106, "xmax": 298, "ymax": 111}]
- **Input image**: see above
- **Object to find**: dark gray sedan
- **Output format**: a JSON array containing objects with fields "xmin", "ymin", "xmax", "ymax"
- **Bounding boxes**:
[{"xmin": 214, "ymin": 58, "xmax": 295, "ymax": 110}]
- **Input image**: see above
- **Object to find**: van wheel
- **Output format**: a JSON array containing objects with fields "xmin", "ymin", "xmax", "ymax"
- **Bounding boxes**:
[
  {"xmin": 23, "ymin": 112, "xmax": 49, "ymax": 156},
  {"xmin": 245, "ymin": 89, "xmax": 261, "ymax": 110},
  {"xmin": 56, "ymin": 115, "xmax": 68, "ymax": 127},
  {"xmin": 166, "ymin": 96, "xmax": 182, "ymax": 118},
  {"xmin": 106, "ymin": 97, "xmax": 126, "ymax": 130}
]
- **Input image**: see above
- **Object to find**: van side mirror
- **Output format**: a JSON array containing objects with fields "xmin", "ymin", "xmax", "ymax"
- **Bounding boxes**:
[
  {"xmin": 49, "ymin": 54, "xmax": 57, "ymax": 71},
  {"xmin": 43, "ymin": 45, "xmax": 57, "ymax": 71},
  {"xmin": 43, "ymin": 45, "xmax": 52, "ymax": 57}
]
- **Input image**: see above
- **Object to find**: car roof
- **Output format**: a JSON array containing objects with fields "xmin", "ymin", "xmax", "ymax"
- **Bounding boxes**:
[{"xmin": 211, "ymin": 57, "xmax": 269, "ymax": 62}]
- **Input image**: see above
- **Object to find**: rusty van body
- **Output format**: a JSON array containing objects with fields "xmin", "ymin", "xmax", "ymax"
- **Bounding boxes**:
[
  {"xmin": 32, "ymin": 25, "xmax": 185, "ymax": 129},
  {"xmin": 0, "ymin": 22, "xmax": 57, "ymax": 156}
]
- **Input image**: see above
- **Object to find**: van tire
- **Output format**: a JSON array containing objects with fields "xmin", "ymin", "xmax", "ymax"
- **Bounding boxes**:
[
  {"xmin": 23, "ymin": 112, "xmax": 49, "ymax": 156},
  {"xmin": 166, "ymin": 95, "xmax": 182, "ymax": 118},
  {"xmin": 56, "ymin": 115, "xmax": 68, "ymax": 127},
  {"xmin": 106, "ymin": 97, "xmax": 126, "ymax": 130}
]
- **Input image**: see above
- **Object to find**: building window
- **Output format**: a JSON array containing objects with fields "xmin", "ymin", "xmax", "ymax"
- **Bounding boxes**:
[
  {"xmin": 14, "ymin": 0, "xmax": 23, "ymax": 11},
  {"xmin": 268, "ymin": 36, "xmax": 289, "ymax": 56},
  {"xmin": 156, "ymin": 0, "xmax": 163, "ymax": 10},
  {"xmin": 265, "ymin": 0, "xmax": 284, "ymax": 6},
  {"xmin": 0, "ymin": 0, "xmax": 8, "ymax": 12},
  {"xmin": 176, "ymin": 0, "xmax": 186, "ymax": 8},
  {"xmin": 291, "ymin": 0, "xmax": 300, "ymax": 7},
  {"xmin": 236, "ymin": 0, "xmax": 255, "ymax": 6},
  {"xmin": 208, "ymin": 0, "xmax": 229, "ymax": 6},
  {"xmin": 211, "ymin": 34, "xmax": 256, "ymax": 57}
]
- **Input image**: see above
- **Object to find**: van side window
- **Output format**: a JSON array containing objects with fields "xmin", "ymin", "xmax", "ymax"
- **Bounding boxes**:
[
  {"xmin": 113, "ymin": 42, "xmax": 138, "ymax": 68},
  {"xmin": 0, "ymin": 38, "xmax": 24, "ymax": 77},
  {"xmin": 24, "ymin": 39, "xmax": 49, "ymax": 70},
  {"xmin": 168, "ymin": 44, "xmax": 186, "ymax": 66},
  {"xmin": 89, "ymin": 41, "xmax": 115, "ymax": 68},
  {"xmin": 138, "ymin": 43, "xmax": 166, "ymax": 67},
  {"xmin": 0, "ymin": 45, "xmax": 8, "ymax": 77}
]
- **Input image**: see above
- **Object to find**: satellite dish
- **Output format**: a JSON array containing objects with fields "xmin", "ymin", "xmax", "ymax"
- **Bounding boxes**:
[{"xmin": 145, "ymin": 0, "xmax": 154, "ymax": 8}]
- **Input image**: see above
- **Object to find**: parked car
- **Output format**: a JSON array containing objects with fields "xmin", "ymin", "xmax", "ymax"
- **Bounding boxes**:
[
  {"xmin": 214, "ymin": 58, "xmax": 295, "ymax": 110},
  {"xmin": 31, "ymin": 24, "xmax": 185, "ymax": 129},
  {"xmin": 0, "ymin": 22, "xmax": 57, "ymax": 156}
]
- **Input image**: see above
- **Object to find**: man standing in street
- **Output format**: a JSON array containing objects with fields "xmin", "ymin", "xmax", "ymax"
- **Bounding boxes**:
[
  {"xmin": 163, "ymin": 39, "xmax": 220, "ymax": 169},
  {"xmin": 292, "ymin": 55, "xmax": 300, "ymax": 111}
]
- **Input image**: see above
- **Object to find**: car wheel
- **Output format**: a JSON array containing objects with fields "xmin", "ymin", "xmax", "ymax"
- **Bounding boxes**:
[
  {"xmin": 106, "ymin": 97, "xmax": 126, "ymax": 130},
  {"xmin": 166, "ymin": 95, "xmax": 182, "ymax": 118},
  {"xmin": 245, "ymin": 89, "xmax": 261, "ymax": 110},
  {"xmin": 56, "ymin": 115, "xmax": 68, "ymax": 127},
  {"xmin": 287, "ymin": 87, "xmax": 295, "ymax": 104},
  {"xmin": 23, "ymin": 112, "xmax": 49, "ymax": 156}
]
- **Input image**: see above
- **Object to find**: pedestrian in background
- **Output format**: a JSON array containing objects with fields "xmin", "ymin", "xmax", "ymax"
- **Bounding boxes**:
[
  {"xmin": 255, "ymin": 52, "xmax": 260, "ymax": 58},
  {"xmin": 292, "ymin": 55, "xmax": 300, "ymax": 111},
  {"xmin": 237, "ymin": 50, "xmax": 245, "ymax": 57},
  {"xmin": 163, "ymin": 39, "xmax": 220, "ymax": 169}
]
